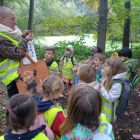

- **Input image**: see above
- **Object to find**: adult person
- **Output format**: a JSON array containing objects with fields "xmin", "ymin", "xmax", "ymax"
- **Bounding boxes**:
[{"xmin": 0, "ymin": 6, "xmax": 33, "ymax": 97}]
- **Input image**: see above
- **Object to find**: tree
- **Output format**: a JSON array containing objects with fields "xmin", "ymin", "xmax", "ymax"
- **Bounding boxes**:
[
  {"xmin": 97, "ymin": 0, "xmax": 108, "ymax": 52},
  {"xmin": 28, "ymin": 0, "xmax": 34, "ymax": 30},
  {"xmin": 0, "ymin": 0, "xmax": 4, "ymax": 5},
  {"xmin": 122, "ymin": 0, "xmax": 131, "ymax": 48}
]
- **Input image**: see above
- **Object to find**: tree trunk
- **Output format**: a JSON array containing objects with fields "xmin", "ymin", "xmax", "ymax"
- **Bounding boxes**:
[
  {"xmin": 122, "ymin": 0, "xmax": 131, "ymax": 48},
  {"xmin": 0, "ymin": 0, "xmax": 4, "ymax": 6},
  {"xmin": 28, "ymin": 0, "xmax": 34, "ymax": 30},
  {"xmin": 97, "ymin": 0, "xmax": 108, "ymax": 52}
]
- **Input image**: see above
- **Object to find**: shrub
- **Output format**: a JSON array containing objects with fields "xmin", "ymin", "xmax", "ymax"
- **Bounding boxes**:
[{"xmin": 35, "ymin": 40, "xmax": 92, "ymax": 62}]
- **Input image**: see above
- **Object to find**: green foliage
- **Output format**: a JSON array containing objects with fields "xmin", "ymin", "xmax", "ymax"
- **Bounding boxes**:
[
  {"xmin": 131, "ymin": 44, "xmax": 140, "ymax": 58},
  {"xmin": 35, "ymin": 45, "xmax": 46, "ymax": 60},
  {"xmin": 105, "ymin": 42, "xmax": 140, "ymax": 59},
  {"xmin": 44, "ymin": 15, "xmax": 97, "ymax": 36},
  {"xmin": 35, "ymin": 39, "xmax": 92, "ymax": 62},
  {"xmin": 5, "ymin": 0, "xmax": 140, "ymax": 43}
]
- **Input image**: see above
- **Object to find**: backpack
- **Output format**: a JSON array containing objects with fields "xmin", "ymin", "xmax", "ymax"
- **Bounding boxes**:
[
  {"xmin": 128, "ymin": 66, "xmax": 140, "ymax": 88},
  {"xmin": 110, "ymin": 78, "xmax": 131, "ymax": 118},
  {"xmin": 62, "ymin": 56, "xmax": 74, "ymax": 66},
  {"xmin": 125, "ymin": 59, "xmax": 140, "ymax": 88}
]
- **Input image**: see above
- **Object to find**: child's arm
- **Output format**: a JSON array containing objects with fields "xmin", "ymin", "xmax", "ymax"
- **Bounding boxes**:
[
  {"xmin": 100, "ymin": 83, "xmax": 122, "ymax": 102},
  {"xmin": 51, "ymin": 112, "xmax": 65, "ymax": 137}
]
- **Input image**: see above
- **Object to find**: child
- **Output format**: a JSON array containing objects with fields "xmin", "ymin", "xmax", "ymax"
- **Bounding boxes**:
[
  {"xmin": 35, "ymin": 75, "xmax": 65, "ymax": 139},
  {"xmin": 99, "ymin": 56, "xmax": 127, "ymax": 123},
  {"xmin": 73, "ymin": 60, "xmax": 90, "ymax": 85},
  {"xmin": 0, "ymin": 94, "xmax": 49, "ymax": 140},
  {"xmin": 91, "ymin": 46, "xmax": 103, "ymax": 57},
  {"xmin": 44, "ymin": 48, "xmax": 59, "ymax": 75},
  {"xmin": 118, "ymin": 47, "xmax": 139, "ymax": 87},
  {"xmin": 61, "ymin": 84, "xmax": 114, "ymax": 140},
  {"xmin": 59, "ymin": 45, "xmax": 77, "ymax": 89},
  {"xmin": 78, "ymin": 64, "xmax": 101, "ymax": 90},
  {"xmin": 92, "ymin": 53, "xmax": 105, "ymax": 83}
]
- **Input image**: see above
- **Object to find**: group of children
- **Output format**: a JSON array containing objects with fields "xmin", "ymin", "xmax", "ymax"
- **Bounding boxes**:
[{"xmin": 0, "ymin": 45, "xmax": 139, "ymax": 140}]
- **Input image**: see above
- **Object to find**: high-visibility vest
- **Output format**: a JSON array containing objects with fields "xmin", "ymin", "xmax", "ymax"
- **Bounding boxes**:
[
  {"xmin": 102, "ymin": 97, "xmax": 118, "ymax": 123},
  {"xmin": 99, "ymin": 113, "xmax": 114, "ymax": 140},
  {"xmin": 50, "ymin": 61, "xmax": 59, "ymax": 74},
  {"xmin": 0, "ymin": 32, "xmax": 20, "ymax": 86},
  {"xmin": 62, "ymin": 57, "xmax": 74, "ymax": 80},
  {"xmin": 0, "ymin": 132, "xmax": 49, "ymax": 140},
  {"xmin": 101, "ymin": 81, "xmax": 119, "ymax": 123},
  {"xmin": 44, "ymin": 106, "xmax": 64, "ymax": 140}
]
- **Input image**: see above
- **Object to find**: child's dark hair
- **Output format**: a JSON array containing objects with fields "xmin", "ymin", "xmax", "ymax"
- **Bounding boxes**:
[
  {"xmin": 118, "ymin": 48, "xmax": 132, "ymax": 58},
  {"xmin": 45, "ymin": 48, "xmax": 55, "ymax": 54},
  {"xmin": 61, "ymin": 84, "xmax": 102, "ymax": 134},
  {"xmin": 78, "ymin": 64, "xmax": 96, "ymax": 83},
  {"xmin": 7, "ymin": 94, "xmax": 37, "ymax": 131},
  {"xmin": 92, "ymin": 47, "xmax": 103, "ymax": 55}
]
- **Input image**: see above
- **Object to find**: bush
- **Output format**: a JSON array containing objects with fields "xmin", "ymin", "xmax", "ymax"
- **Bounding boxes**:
[
  {"xmin": 35, "ymin": 40, "xmax": 140, "ymax": 61},
  {"xmin": 35, "ymin": 40, "xmax": 92, "ymax": 62},
  {"xmin": 105, "ymin": 42, "xmax": 140, "ymax": 59}
]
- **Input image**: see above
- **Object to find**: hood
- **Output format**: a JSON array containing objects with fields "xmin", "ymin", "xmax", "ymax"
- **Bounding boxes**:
[
  {"xmin": 112, "ymin": 72, "xmax": 127, "ymax": 80},
  {"xmin": 4, "ymin": 125, "xmax": 45, "ymax": 140}
]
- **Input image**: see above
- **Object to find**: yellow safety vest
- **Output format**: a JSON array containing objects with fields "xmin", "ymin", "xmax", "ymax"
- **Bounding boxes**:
[
  {"xmin": 44, "ymin": 106, "xmax": 64, "ymax": 140},
  {"xmin": 50, "ymin": 61, "xmax": 59, "ymax": 74},
  {"xmin": 62, "ymin": 57, "xmax": 74, "ymax": 80},
  {"xmin": 101, "ymin": 80, "xmax": 119, "ymax": 123},
  {"xmin": 0, "ymin": 132, "xmax": 49, "ymax": 140},
  {"xmin": 0, "ymin": 32, "xmax": 20, "ymax": 86}
]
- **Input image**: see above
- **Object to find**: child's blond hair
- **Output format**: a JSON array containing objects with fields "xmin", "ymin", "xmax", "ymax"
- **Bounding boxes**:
[
  {"xmin": 78, "ymin": 64, "xmax": 96, "ymax": 83},
  {"xmin": 42, "ymin": 75, "xmax": 64, "ymax": 97},
  {"xmin": 106, "ymin": 56, "xmax": 126, "ymax": 76}
]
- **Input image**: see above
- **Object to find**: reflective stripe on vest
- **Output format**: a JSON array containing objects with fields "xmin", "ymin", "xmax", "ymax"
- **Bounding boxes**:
[
  {"xmin": 0, "ymin": 132, "xmax": 49, "ymax": 140},
  {"xmin": 98, "ymin": 113, "xmax": 115, "ymax": 139},
  {"xmin": 0, "ymin": 32, "xmax": 20, "ymax": 86},
  {"xmin": 102, "ymin": 96, "xmax": 118, "ymax": 123},
  {"xmin": 62, "ymin": 57, "xmax": 74, "ymax": 79},
  {"xmin": 43, "ymin": 106, "xmax": 64, "ymax": 140}
]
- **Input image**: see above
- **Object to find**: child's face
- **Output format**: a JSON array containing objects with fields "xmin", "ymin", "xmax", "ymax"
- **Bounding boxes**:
[
  {"xmin": 45, "ymin": 51, "xmax": 54, "ymax": 60},
  {"xmin": 104, "ymin": 63, "xmax": 112, "ymax": 77},
  {"xmin": 65, "ymin": 48, "xmax": 72, "ymax": 56},
  {"xmin": 93, "ymin": 57, "xmax": 102, "ymax": 67},
  {"xmin": 77, "ymin": 68, "xmax": 80, "ymax": 77}
]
